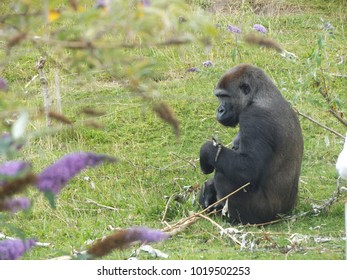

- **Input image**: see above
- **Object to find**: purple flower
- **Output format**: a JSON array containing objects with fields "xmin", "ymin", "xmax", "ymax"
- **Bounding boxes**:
[
  {"xmin": 0, "ymin": 238, "xmax": 36, "ymax": 260},
  {"xmin": 228, "ymin": 25, "xmax": 241, "ymax": 34},
  {"xmin": 202, "ymin": 61, "xmax": 213, "ymax": 67},
  {"xmin": 253, "ymin": 24, "xmax": 267, "ymax": 34},
  {"xmin": 95, "ymin": 0, "xmax": 110, "ymax": 9},
  {"xmin": 125, "ymin": 227, "xmax": 169, "ymax": 243},
  {"xmin": 142, "ymin": 0, "xmax": 150, "ymax": 7},
  {"xmin": 186, "ymin": 67, "xmax": 198, "ymax": 73},
  {"xmin": 36, "ymin": 152, "xmax": 117, "ymax": 194},
  {"xmin": 0, "ymin": 77, "xmax": 8, "ymax": 92},
  {"xmin": 0, "ymin": 197, "xmax": 31, "ymax": 213},
  {"xmin": 87, "ymin": 227, "xmax": 169, "ymax": 257},
  {"xmin": 0, "ymin": 161, "xmax": 30, "ymax": 187}
]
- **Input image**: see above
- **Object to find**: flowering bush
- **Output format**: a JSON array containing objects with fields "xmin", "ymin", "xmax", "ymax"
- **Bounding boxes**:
[
  {"xmin": 253, "ymin": 24, "xmax": 267, "ymax": 34},
  {"xmin": 0, "ymin": 239, "xmax": 36, "ymax": 260},
  {"xmin": 36, "ymin": 152, "xmax": 117, "ymax": 195},
  {"xmin": 0, "ymin": 0, "xmax": 216, "ymax": 260},
  {"xmin": 228, "ymin": 25, "xmax": 242, "ymax": 34}
]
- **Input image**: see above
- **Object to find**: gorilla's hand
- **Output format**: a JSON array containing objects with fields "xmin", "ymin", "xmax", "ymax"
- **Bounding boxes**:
[{"xmin": 199, "ymin": 141, "xmax": 217, "ymax": 174}]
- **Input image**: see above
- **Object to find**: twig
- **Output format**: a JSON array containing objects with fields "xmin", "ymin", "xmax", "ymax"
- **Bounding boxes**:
[
  {"xmin": 197, "ymin": 213, "xmax": 242, "ymax": 246},
  {"xmin": 198, "ymin": 182, "xmax": 250, "ymax": 215},
  {"xmin": 36, "ymin": 56, "xmax": 52, "ymax": 127},
  {"xmin": 328, "ymin": 109, "xmax": 347, "ymax": 127},
  {"xmin": 162, "ymin": 182, "xmax": 250, "ymax": 235},
  {"xmin": 54, "ymin": 68, "xmax": 62, "ymax": 128},
  {"xmin": 85, "ymin": 198, "xmax": 119, "ymax": 212},
  {"xmin": 317, "ymin": 73, "xmax": 347, "ymax": 127},
  {"xmin": 31, "ymin": 36, "xmax": 193, "ymax": 50},
  {"xmin": 295, "ymin": 109, "xmax": 345, "ymax": 139},
  {"xmin": 54, "ymin": 68, "xmax": 62, "ymax": 115},
  {"xmin": 330, "ymin": 73, "xmax": 347, "ymax": 78},
  {"xmin": 266, "ymin": 184, "xmax": 347, "ymax": 225},
  {"xmin": 170, "ymin": 153, "xmax": 197, "ymax": 170},
  {"xmin": 161, "ymin": 194, "xmax": 176, "ymax": 222},
  {"xmin": 24, "ymin": 74, "xmax": 38, "ymax": 90}
]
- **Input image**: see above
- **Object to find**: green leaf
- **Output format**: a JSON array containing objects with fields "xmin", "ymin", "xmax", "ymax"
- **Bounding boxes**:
[
  {"xmin": 315, "ymin": 55, "xmax": 322, "ymax": 67},
  {"xmin": 11, "ymin": 111, "xmax": 29, "ymax": 140},
  {"xmin": 44, "ymin": 191, "xmax": 56, "ymax": 209},
  {"xmin": 231, "ymin": 48, "xmax": 237, "ymax": 63},
  {"xmin": 317, "ymin": 34, "xmax": 323, "ymax": 50}
]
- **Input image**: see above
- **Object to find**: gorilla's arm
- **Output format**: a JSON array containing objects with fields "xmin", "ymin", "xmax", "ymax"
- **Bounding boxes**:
[
  {"xmin": 200, "ymin": 112, "xmax": 276, "ymax": 186},
  {"xmin": 200, "ymin": 138, "xmax": 272, "ymax": 185}
]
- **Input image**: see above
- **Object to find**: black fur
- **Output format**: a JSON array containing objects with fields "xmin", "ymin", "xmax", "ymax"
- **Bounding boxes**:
[{"xmin": 199, "ymin": 64, "xmax": 303, "ymax": 224}]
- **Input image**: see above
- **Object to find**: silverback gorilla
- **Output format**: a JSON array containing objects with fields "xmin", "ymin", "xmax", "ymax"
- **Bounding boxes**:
[{"xmin": 199, "ymin": 64, "xmax": 303, "ymax": 224}]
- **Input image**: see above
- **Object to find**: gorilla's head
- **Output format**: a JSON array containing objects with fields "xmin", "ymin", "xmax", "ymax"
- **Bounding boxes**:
[{"xmin": 214, "ymin": 64, "xmax": 264, "ymax": 127}]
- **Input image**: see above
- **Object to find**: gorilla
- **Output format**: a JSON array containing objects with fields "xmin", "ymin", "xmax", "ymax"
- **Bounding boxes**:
[{"xmin": 199, "ymin": 64, "xmax": 303, "ymax": 224}]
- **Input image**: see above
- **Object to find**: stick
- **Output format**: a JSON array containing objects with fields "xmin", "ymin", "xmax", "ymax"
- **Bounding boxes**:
[
  {"xmin": 318, "ymin": 75, "xmax": 347, "ymax": 127},
  {"xmin": 36, "ymin": 56, "xmax": 52, "ymax": 127},
  {"xmin": 162, "ymin": 182, "xmax": 250, "ymax": 235},
  {"xmin": 31, "ymin": 36, "xmax": 193, "ymax": 50},
  {"xmin": 198, "ymin": 182, "xmax": 250, "ymax": 216},
  {"xmin": 54, "ymin": 68, "xmax": 62, "ymax": 115},
  {"xmin": 161, "ymin": 194, "xmax": 176, "ymax": 222},
  {"xmin": 295, "ymin": 109, "xmax": 345, "ymax": 139},
  {"xmin": 197, "ymin": 213, "xmax": 242, "ymax": 246},
  {"xmin": 54, "ymin": 68, "xmax": 62, "ymax": 128},
  {"xmin": 170, "ymin": 153, "xmax": 197, "ymax": 170},
  {"xmin": 24, "ymin": 74, "xmax": 38, "ymax": 89},
  {"xmin": 85, "ymin": 198, "xmax": 119, "ymax": 212}
]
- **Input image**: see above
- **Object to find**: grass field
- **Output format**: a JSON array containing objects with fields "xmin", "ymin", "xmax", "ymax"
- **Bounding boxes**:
[{"xmin": 0, "ymin": 0, "xmax": 346, "ymax": 260}]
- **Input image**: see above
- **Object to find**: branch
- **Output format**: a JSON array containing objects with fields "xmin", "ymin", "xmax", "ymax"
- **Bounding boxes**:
[
  {"xmin": 36, "ymin": 57, "xmax": 52, "ymax": 127},
  {"xmin": 295, "ymin": 109, "xmax": 345, "ymax": 139},
  {"xmin": 197, "ymin": 213, "xmax": 242, "ymax": 246},
  {"xmin": 31, "ymin": 36, "xmax": 193, "ymax": 50},
  {"xmin": 162, "ymin": 182, "xmax": 250, "ymax": 235},
  {"xmin": 317, "ymin": 72, "xmax": 347, "ymax": 127},
  {"xmin": 85, "ymin": 198, "xmax": 119, "ymax": 212}
]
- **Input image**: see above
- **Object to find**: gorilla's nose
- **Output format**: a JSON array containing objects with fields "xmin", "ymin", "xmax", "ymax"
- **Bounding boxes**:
[{"xmin": 218, "ymin": 106, "xmax": 225, "ymax": 114}]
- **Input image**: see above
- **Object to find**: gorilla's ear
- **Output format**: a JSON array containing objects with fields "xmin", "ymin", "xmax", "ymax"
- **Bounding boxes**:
[{"xmin": 240, "ymin": 83, "xmax": 251, "ymax": 95}]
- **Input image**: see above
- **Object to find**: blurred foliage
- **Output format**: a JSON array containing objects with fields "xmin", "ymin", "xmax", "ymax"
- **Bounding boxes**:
[
  {"xmin": 0, "ymin": 0, "xmax": 218, "ymax": 135},
  {"xmin": 1, "ymin": 0, "xmax": 217, "ymax": 89}
]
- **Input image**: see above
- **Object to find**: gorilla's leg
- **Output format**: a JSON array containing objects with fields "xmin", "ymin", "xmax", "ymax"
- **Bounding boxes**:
[
  {"xmin": 199, "ymin": 179, "xmax": 226, "ymax": 212},
  {"xmin": 199, "ymin": 179, "xmax": 217, "ymax": 212}
]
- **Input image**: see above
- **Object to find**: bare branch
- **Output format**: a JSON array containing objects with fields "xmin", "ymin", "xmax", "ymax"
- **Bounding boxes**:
[
  {"xmin": 30, "ymin": 36, "xmax": 193, "ymax": 50},
  {"xmin": 295, "ymin": 109, "xmax": 345, "ymax": 139},
  {"xmin": 36, "ymin": 57, "xmax": 52, "ymax": 127},
  {"xmin": 85, "ymin": 198, "xmax": 119, "ymax": 212}
]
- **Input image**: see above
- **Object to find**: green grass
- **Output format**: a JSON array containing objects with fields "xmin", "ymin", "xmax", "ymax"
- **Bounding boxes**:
[{"xmin": 1, "ymin": 0, "xmax": 346, "ymax": 260}]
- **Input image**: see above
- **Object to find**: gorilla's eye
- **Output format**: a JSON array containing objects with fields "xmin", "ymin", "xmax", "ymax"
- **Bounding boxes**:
[{"xmin": 240, "ymin": 83, "xmax": 251, "ymax": 95}]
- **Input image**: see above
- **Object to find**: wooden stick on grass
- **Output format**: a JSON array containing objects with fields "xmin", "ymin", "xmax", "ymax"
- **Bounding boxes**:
[
  {"xmin": 295, "ymin": 109, "xmax": 345, "ymax": 139},
  {"xmin": 36, "ymin": 56, "xmax": 52, "ymax": 127},
  {"xmin": 162, "ymin": 182, "xmax": 250, "ymax": 235},
  {"xmin": 197, "ymin": 213, "xmax": 242, "ymax": 246}
]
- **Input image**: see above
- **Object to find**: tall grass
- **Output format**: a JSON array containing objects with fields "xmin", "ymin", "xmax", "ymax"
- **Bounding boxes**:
[{"xmin": 1, "ymin": 0, "xmax": 346, "ymax": 259}]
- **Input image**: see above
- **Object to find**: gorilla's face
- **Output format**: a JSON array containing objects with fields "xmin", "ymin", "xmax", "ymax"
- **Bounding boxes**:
[
  {"xmin": 215, "ymin": 92, "xmax": 239, "ymax": 127},
  {"xmin": 214, "ymin": 84, "xmax": 251, "ymax": 127},
  {"xmin": 214, "ymin": 66, "xmax": 253, "ymax": 127}
]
